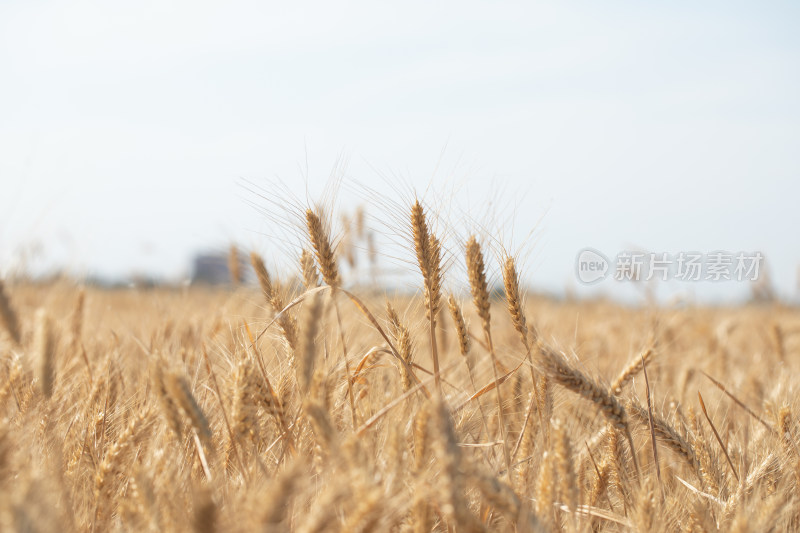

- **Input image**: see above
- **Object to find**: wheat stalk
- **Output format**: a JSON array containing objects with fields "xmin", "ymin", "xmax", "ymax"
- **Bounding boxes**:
[
  {"xmin": 410, "ymin": 200, "xmax": 443, "ymax": 393},
  {"xmin": 465, "ymin": 235, "xmax": 513, "ymax": 482}
]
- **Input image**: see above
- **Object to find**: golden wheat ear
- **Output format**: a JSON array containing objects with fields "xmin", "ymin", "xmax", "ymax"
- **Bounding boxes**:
[
  {"xmin": 502, "ymin": 256, "xmax": 530, "ymax": 345},
  {"xmin": 447, "ymin": 295, "xmax": 471, "ymax": 359},
  {"xmin": 385, "ymin": 301, "xmax": 415, "ymax": 392},
  {"xmin": 410, "ymin": 199, "xmax": 443, "ymax": 393},
  {"xmin": 465, "ymin": 236, "xmax": 491, "ymax": 342},
  {"xmin": 306, "ymin": 209, "xmax": 340, "ymax": 291},
  {"xmin": 251, "ymin": 251, "xmax": 298, "ymax": 352}
]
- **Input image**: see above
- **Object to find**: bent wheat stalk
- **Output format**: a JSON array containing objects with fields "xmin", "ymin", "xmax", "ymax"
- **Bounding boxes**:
[{"xmin": 536, "ymin": 341, "xmax": 640, "ymax": 477}]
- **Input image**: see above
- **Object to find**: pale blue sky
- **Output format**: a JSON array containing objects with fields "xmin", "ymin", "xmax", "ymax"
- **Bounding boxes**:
[{"xmin": 1, "ymin": 1, "xmax": 798, "ymax": 302}]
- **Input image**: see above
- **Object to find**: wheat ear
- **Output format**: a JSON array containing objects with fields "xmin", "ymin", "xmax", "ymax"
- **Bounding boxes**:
[
  {"xmin": 250, "ymin": 251, "xmax": 298, "ymax": 352},
  {"xmin": 627, "ymin": 399, "xmax": 697, "ymax": 471},
  {"xmin": 306, "ymin": 209, "xmax": 340, "ymax": 291},
  {"xmin": 610, "ymin": 346, "xmax": 655, "ymax": 395},
  {"xmin": 410, "ymin": 200, "xmax": 443, "ymax": 393},
  {"xmin": 386, "ymin": 302, "xmax": 415, "ymax": 392},
  {"xmin": 447, "ymin": 295, "xmax": 471, "ymax": 360}
]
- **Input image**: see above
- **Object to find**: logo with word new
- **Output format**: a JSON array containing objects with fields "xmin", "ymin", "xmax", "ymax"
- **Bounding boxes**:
[{"xmin": 576, "ymin": 248, "xmax": 610, "ymax": 284}]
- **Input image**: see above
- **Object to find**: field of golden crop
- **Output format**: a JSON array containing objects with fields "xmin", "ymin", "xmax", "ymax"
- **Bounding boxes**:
[{"xmin": 0, "ymin": 200, "xmax": 798, "ymax": 532}]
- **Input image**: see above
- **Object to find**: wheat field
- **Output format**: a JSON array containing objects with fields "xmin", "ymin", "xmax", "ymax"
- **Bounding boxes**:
[{"xmin": 0, "ymin": 199, "xmax": 798, "ymax": 532}]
